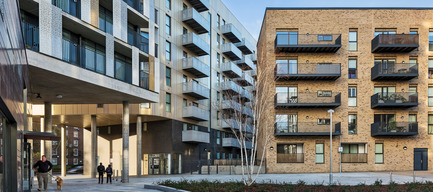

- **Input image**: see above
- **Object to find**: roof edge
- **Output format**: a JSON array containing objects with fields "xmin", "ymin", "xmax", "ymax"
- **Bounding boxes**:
[{"xmin": 266, "ymin": 7, "xmax": 433, "ymax": 10}]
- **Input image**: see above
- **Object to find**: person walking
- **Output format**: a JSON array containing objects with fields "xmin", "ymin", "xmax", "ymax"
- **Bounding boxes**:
[
  {"xmin": 105, "ymin": 164, "xmax": 113, "ymax": 184},
  {"xmin": 97, "ymin": 162, "xmax": 105, "ymax": 184},
  {"xmin": 33, "ymin": 155, "xmax": 53, "ymax": 191}
]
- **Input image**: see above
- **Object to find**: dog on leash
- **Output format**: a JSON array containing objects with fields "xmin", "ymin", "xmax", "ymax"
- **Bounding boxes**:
[{"xmin": 55, "ymin": 176, "xmax": 64, "ymax": 190}]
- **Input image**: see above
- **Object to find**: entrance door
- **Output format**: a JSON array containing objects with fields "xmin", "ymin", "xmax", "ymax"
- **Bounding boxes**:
[
  {"xmin": 414, "ymin": 148, "xmax": 428, "ymax": 170},
  {"xmin": 151, "ymin": 158, "xmax": 160, "ymax": 175}
]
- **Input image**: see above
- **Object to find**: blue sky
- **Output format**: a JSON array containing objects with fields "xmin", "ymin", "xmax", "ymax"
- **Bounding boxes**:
[{"xmin": 221, "ymin": 0, "xmax": 433, "ymax": 41}]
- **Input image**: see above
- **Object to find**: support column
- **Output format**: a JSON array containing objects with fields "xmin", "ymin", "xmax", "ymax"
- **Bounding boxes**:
[
  {"xmin": 122, "ymin": 101, "xmax": 129, "ymax": 183},
  {"xmin": 44, "ymin": 102, "xmax": 52, "ymax": 182},
  {"xmin": 136, "ymin": 116, "xmax": 142, "ymax": 177},
  {"xmin": 91, "ymin": 115, "xmax": 97, "ymax": 178},
  {"xmin": 40, "ymin": 117, "xmax": 44, "ymax": 156},
  {"xmin": 61, "ymin": 125, "xmax": 66, "ymax": 177}
]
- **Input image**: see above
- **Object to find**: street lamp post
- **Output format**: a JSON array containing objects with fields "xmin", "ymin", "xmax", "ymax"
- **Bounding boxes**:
[{"xmin": 328, "ymin": 109, "xmax": 334, "ymax": 185}]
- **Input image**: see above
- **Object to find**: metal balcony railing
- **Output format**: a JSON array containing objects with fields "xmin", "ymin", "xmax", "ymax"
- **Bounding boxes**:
[
  {"xmin": 182, "ymin": 130, "xmax": 210, "ymax": 143},
  {"xmin": 275, "ymin": 92, "xmax": 341, "ymax": 108},
  {"xmin": 371, "ymin": 34, "xmax": 419, "ymax": 53},
  {"xmin": 341, "ymin": 153, "xmax": 367, "ymax": 163},
  {"xmin": 222, "ymin": 137, "xmax": 252, "ymax": 149},
  {"xmin": 371, "ymin": 92, "xmax": 418, "ymax": 109},
  {"xmin": 275, "ymin": 122, "xmax": 341, "ymax": 136},
  {"xmin": 182, "ymin": 8, "xmax": 210, "ymax": 34},
  {"xmin": 220, "ymin": 81, "xmax": 242, "ymax": 95},
  {"xmin": 371, "ymin": 63, "xmax": 418, "ymax": 81},
  {"xmin": 371, "ymin": 122, "xmax": 418, "ymax": 136},
  {"xmin": 275, "ymin": 34, "xmax": 341, "ymax": 53},
  {"xmin": 275, "ymin": 63, "xmax": 341, "ymax": 81},
  {"xmin": 277, "ymin": 153, "xmax": 304, "ymax": 163}
]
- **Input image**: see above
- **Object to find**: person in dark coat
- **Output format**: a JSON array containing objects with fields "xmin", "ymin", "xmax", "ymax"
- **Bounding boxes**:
[
  {"xmin": 33, "ymin": 155, "xmax": 53, "ymax": 191},
  {"xmin": 106, "ymin": 164, "xmax": 113, "ymax": 184},
  {"xmin": 97, "ymin": 163, "xmax": 105, "ymax": 184}
]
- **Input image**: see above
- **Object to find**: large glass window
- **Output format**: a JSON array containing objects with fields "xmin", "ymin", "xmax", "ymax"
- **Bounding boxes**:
[
  {"xmin": 99, "ymin": 6, "xmax": 113, "ymax": 34},
  {"xmin": 114, "ymin": 53, "xmax": 132, "ymax": 83},
  {"xmin": 348, "ymin": 59, "xmax": 357, "ymax": 79},
  {"xmin": 21, "ymin": 11, "xmax": 39, "ymax": 51},
  {"xmin": 348, "ymin": 114, "xmax": 357, "ymax": 134},
  {"xmin": 81, "ymin": 39, "xmax": 105, "ymax": 74},
  {"xmin": 275, "ymin": 114, "xmax": 297, "ymax": 133},
  {"xmin": 277, "ymin": 144, "xmax": 303, "ymax": 163},
  {"xmin": 315, "ymin": 144, "xmax": 324, "ymax": 164},
  {"xmin": 348, "ymin": 30, "xmax": 357, "ymax": 51},
  {"xmin": 165, "ymin": 15, "xmax": 171, "ymax": 35},
  {"xmin": 348, "ymin": 86, "xmax": 357, "ymax": 106},
  {"xmin": 342, "ymin": 144, "xmax": 367, "ymax": 163},
  {"xmin": 62, "ymin": 29, "xmax": 79, "ymax": 66},
  {"xmin": 375, "ymin": 143, "xmax": 384, "ymax": 164},
  {"xmin": 52, "ymin": 0, "xmax": 81, "ymax": 17},
  {"xmin": 276, "ymin": 59, "xmax": 297, "ymax": 75},
  {"xmin": 276, "ymin": 86, "xmax": 297, "ymax": 104},
  {"xmin": 166, "ymin": 67, "xmax": 171, "ymax": 87},
  {"xmin": 139, "ymin": 61, "xmax": 150, "ymax": 89},
  {"xmin": 165, "ymin": 41, "xmax": 171, "ymax": 61},
  {"xmin": 374, "ymin": 30, "xmax": 396, "ymax": 37},
  {"xmin": 166, "ymin": 93, "xmax": 171, "ymax": 112}
]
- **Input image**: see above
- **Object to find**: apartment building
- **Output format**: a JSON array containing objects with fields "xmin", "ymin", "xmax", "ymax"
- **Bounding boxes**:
[
  {"xmin": 257, "ymin": 8, "xmax": 433, "ymax": 173},
  {"xmin": 51, "ymin": 126, "xmax": 84, "ymax": 168},
  {"xmin": 19, "ymin": 0, "xmax": 256, "ymax": 180}
]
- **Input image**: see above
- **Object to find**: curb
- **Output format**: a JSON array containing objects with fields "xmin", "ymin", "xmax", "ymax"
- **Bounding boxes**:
[{"xmin": 143, "ymin": 184, "xmax": 189, "ymax": 192}]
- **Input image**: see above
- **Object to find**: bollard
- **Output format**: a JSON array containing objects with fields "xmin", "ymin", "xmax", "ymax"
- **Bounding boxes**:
[
  {"xmin": 216, "ymin": 164, "xmax": 218, "ymax": 174},
  {"xmin": 413, "ymin": 171, "xmax": 415, "ymax": 183},
  {"xmin": 390, "ymin": 171, "xmax": 392, "ymax": 183}
]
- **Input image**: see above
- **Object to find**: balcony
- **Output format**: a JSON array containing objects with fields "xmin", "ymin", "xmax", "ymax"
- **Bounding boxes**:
[
  {"xmin": 251, "ymin": 54, "xmax": 257, "ymax": 64},
  {"xmin": 182, "ymin": 8, "xmax": 210, "ymax": 34},
  {"xmin": 182, "ymin": 57, "xmax": 210, "ymax": 78},
  {"xmin": 222, "ymin": 137, "xmax": 252, "ymax": 149},
  {"xmin": 185, "ymin": 0, "xmax": 209, "ymax": 12},
  {"xmin": 341, "ymin": 154, "xmax": 367, "ymax": 163},
  {"xmin": 275, "ymin": 122, "xmax": 341, "ymax": 136},
  {"xmin": 222, "ymin": 43, "xmax": 242, "ymax": 61},
  {"xmin": 371, "ymin": 122, "xmax": 418, "ymax": 136},
  {"xmin": 371, "ymin": 93, "xmax": 418, "ymax": 109},
  {"xmin": 277, "ymin": 154, "xmax": 304, "ymax": 163},
  {"xmin": 182, "ymin": 130, "xmax": 210, "ymax": 143},
  {"xmin": 221, "ymin": 62, "xmax": 243, "ymax": 78},
  {"xmin": 371, "ymin": 34, "xmax": 419, "ymax": 53},
  {"xmin": 222, "ymin": 100, "xmax": 241, "ymax": 112},
  {"xmin": 275, "ymin": 34, "xmax": 341, "ymax": 53},
  {"xmin": 183, "ymin": 106, "xmax": 209, "ymax": 121},
  {"xmin": 240, "ymin": 89, "xmax": 253, "ymax": 102},
  {"xmin": 275, "ymin": 92, "xmax": 341, "ymax": 109},
  {"xmin": 221, "ymin": 81, "xmax": 242, "ymax": 95},
  {"xmin": 182, "ymin": 81, "xmax": 210, "ymax": 100},
  {"xmin": 235, "ymin": 56, "xmax": 254, "ymax": 71},
  {"xmin": 182, "ymin": 33, "xmax": 210, "ymax": 56},
  {"xmin": 221, "ymin": 24, "xmax": 242, "ymax": 43},
  {"xmin": 371, "ymin": 63, "xmax": 418, "ymax": 81},
  {"xmin": 222, "ymin": 118, "xmax": 240, "ymax": 130},
  {"xmin": 275, "ymin": 63, "xmax": 341, "ymax": 81},
  {"xmin": 235, "ymin": 38, "xmax": 254, "ymax": 54},
  {"xmin": 234, "ymin": 73, "xmax": 254, "ymax": 87},
  {"xmin": 242, "ymin": 106, "xmax": 253, "ymax": 117}
]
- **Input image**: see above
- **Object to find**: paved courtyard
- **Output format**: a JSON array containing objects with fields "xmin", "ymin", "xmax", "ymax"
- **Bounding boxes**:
[{"xmin": 32, "ymin": 171, "xmax": 433, "ymax": 191}]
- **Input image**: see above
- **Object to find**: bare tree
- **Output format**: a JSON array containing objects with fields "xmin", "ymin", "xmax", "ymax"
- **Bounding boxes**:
[{"xmin": 217, "ymin": 63, "xmax": 274, "ymax": 186}]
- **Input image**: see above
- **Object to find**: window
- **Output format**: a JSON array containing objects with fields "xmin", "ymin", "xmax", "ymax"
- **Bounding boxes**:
[
  {"xmin": 183, "ymin": 99, "xmax": 187, "ymax": 107},
  {"xmin": 429, "ymin": 87, "xmax": 433, "ymax": 107},
  {"xmin": 375, "ymin": 143, "xmax": 384, "ymax": 164},
  {"xmin": 74, "ymin": 140, "xmax": 78, "ymax": 147},
  {"xmin": 165, "ymin": 15, "xmax": 171, "ymax": 35},
  {"xmin": 315, "ymin": 144, "xmax": 324, "ymax": 164},
  {"xmin": 409, "ymin": 114, "xmax": 417, "ymax": 124},
  {"xmin": 217, "ymin": 34, "xmax": 220, "ymax": 48},
  {"xmin": 429, "ymin": 115, "xmax": 433, "ymax": 134},
  {"xmin": 318, "ymin": 35, "xmax": 332, "ymax": 41},
  {"xmin": 216, "ymin": 72, "xmax": 220, "ymax": 86},
  {"xmin": 53, "ymin": 149, "xmax": 57, "ymax": 156},
  {"xmin": 217, "ymin": 153, "xmax": 220, "ymax": 159},
  {"xmin": 429, "ymin": 58, "xmax": 433, "ymax": 79},
  {"xmin": 166, "ymin": 93, "xmax": 171, "ymax": 112},
  {"xmin": 217, "ymin": 14, "xmax": 220, "ymax": 28},
  {"xmin": 154, "ymin": 9, "xmax": 158, "ymax": 24},
  {"xmin": 155, "ymin": 43, "xmax": 159, "ymax": 58},
  {"xmin": 348, "ymin": 114, "xmax": 357, "ymax": 134},
  {"xmin": 114, "ymin": 53, "xmax": 132, "ymax": 83},
  {"xmin": 99, "ymin": 6, "xmax": 113, "ymax": 34},
  {"xmin": 183, "ymin": 3, "xmax": 187, "ymax": 10},
  {"xmin": 216, "ymin": 131, "xmax": 220, "ymax": 145},
  {"xmin": 276, "ymin": 144, "xmax": 304, "ymax": 163},
  {"xmin": 374, "ymin": 30, "xmax": 396, "ymax": 37},
  {"xmin": 216, "ymin": 53, "xmax": 220, "ymax": 67},
  {"xmin": 52, "ymin": 141, "xmax": 58, "ymax": 145},
  {"xmin": 183, "ymin": 27, "xmax": 187, "ymax": 35},
  {"xmin": 74, "ymin": 158, "xmax": 78, "ymax": 165},
  {"xmin": 428, "ymin": 29, "xmax": 433, "ymax": 51},
  {"xmin": 348, "ymin": 86, "xmax": 357, "ymax": 106},
  {"xmin": 276, "ymin": 86, "xmax": 298, "ymax": 104},
  {"xmin": 166, "ymin": 0, "xmax": 171, "ymax": 9},
  {"xmin": 82, "ymin": 39, "xmax": 106, "ymax": 74},
  {"xmin": 317, "ymin": 91, "xmax": 331, "ymax": 97},
  {"xmin": 183, "ymin": 75, "xmax": 187, "ymax": 83},
  {"xmin": 52, "ymin": 158, "xmax": 57, "ymax": 165},
  {"xmin": 165, "ymin": 41, "xmax": 171, "ymax": 61},
  {"xmin": 222, "ymin": 19, "xmax": 225, "ymax": 25},
  {"xmin": 216, "ymin": 91, "xmax": 220, "ymax": 105},
  {"xmin": 73, "ymin": 148, "xmax": 79, "ymax": 156},
  {"xmin": 21, "ymin": 10, "xmax": 40, "ymax": 51},
  {"xmin": 342, "ymin": 144, "xmax": 367, "ymax": 163},
  {"xmin": 166, "ymin": 67, "xmax": 171, "ymax": 86},
  {"xmin": 317, "ymin": 119, "xmax": 330, "ymax": 125},
  {"xmin": 222, "ymin": 153, "xmax": 225, "ymax": 159},
  {"xmin": 62, "ymin": 29, "xmax": 79, "ymax": 65},
  {"xmin": 52, "ymin": 0, "xmax": 80, "ymax": 17},
  {"xmin": 74, "ymin": 131, "xmax": 78, "ymax": 138},
  {"xmin": 140, "ymin": 103, "xmax": 150, "ymax": 108},
  {"xmin": 348, "ymin": 59, "xmax": 357, "ymax": 79},
  {"xmin": 348, "ymin": 30, "xmax": 357, "ymax": 51}
]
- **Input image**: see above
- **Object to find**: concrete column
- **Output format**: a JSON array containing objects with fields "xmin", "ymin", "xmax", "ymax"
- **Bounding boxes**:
[
  {"xmin": 61, "ymin": 126, "xmax": 66, "ymax": 177},
  {"xmin": 91, "ymin": 115, "xmax": 97, "ymax": 178},
  {"xmin": 136, "ymin": 116, "xmax": 142, "ymax": 177},
  {"xmin": 44, "ymin": 102, "xmax": 52, "ymax": 182},
  {"xmin": 122, "ymin": 101, "xmax": 129, "ymax": 183},
  {"xmin": 40, "ymin": 117, "xmax": 44, "ymax": 156}
]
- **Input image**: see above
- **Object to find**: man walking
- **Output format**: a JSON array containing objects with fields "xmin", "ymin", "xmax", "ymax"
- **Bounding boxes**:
[
  {"xmin": 106, "ymin": 164, "xmax": 113, "ymax": 184},
  {"xmin": 97, "ymin": 162, "xmax": 105, "ymax": 184},
  {"xmin": 33, "ymin": 155, "xmax": 53, "ymax": 191}
]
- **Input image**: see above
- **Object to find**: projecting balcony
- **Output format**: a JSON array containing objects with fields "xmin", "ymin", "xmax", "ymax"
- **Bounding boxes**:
[
  {"xmin": 235, "ymin": 38, "xmax": 254, "ymax": 54},
  {"xmin": 234, "ymin": 73, "xmax": 254, "ymax": 87},
  {"xmin": 222, "ymin": 43, "xmax": 242, "ymax": 61},
  {"xmin": 371, "ymin": 34, "xmax": 419, "ymax": 53},
  {"xmin": 182, "ymin": 33, "xmax": 210, "ymax": 56},
  {"xmin": 182, "ymin": 57, "xmax": 210, "ymax": 78},
  {"xmin": 182, "ymin": 130, "xmax": 210, "ymax": 143},
  {"xmin": 235, "ymin": 56, "xmax": 254, "ymax": 71},
  {"xmin": 182, "ymin": 81, "xmax": 210, "ymax": 100},
  {"xmin": 275, "ymin": 34, "xmax": 341, "ymax": 53},
  {"xmin": 275, "ymin": 122, "xmax": 341, "ymax": 136},
  {"xmin": 275, "ymin": 92, "xmax": 341, "ymax": 109},
  {"xmin": 242, "ymin": 106, "xmax": 253, "ymax": 117},
  {"xmin": 222, "ymin": 118, "xmax": 240, "ymax": 130},
  {"xmin": 220, "ymin": 81, "xmax": 242, "ymax": 95},
  {"xmin": 182, "ymin": 8, "xmax": 210, "ymax": 34},
  {"xmin": 221, "ymin": 24, "xmax": 242, "ymax": 43},
  {"xmin": 221, "ymin": 100, "xmax": 241, "ymax": 112},
  {"xmin": 371, "ymin": 63, "xmax": 418, "ymax": 81},
  {"xmin": 183, "ymin": 106, "xmax": 209, "ymax": 121},
  {"xmin": 371, "ymin": 93, "xmax": 418, "ymax": 109},
  {"xmin": 185, "ymin": 0, "xmax": 209, "ymax": 12},
  {"xmin": 221, "ymin": 62, "xmax": 242, "ymax": 78},
  {"xmin": 251, "ymin": 54, "xmax": 257, "ymax": 64},
  {"xmin": 240, "ymin": 88, "xmax": 253, "ymax": 102},
  {"xmin": 275, "ymin": 63, "xmax": 341, "ymax": 81},
  {"xmin": 222, "ymin": 137, "xmax": 252, "ymax": 149},
  {"xmin": 371, "ymin": 122, "xmax": 418, "ymax": 137}
]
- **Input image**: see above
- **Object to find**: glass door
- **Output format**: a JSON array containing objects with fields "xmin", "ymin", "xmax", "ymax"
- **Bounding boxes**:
[
  {"xmin": 288, "ymin": 31, "xmax": 298, "ymax": 45},
  {"xmin": 288, "ymin": 114, "xmax": 298, "ymax": 133},
  {"xmin": 374, "ymin": 86, "xmax": 396, "ymax": 101},
  {"xmin": 288, "ymin": 59, "xmax": 298, "ymax": 74},
  {"xmin": 374, "ymin": 114, "xmax": 396, "ymax": 131},
  {"xmin": 374, "ymin": 59, "xmax": 396, "ymax": 74}
]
